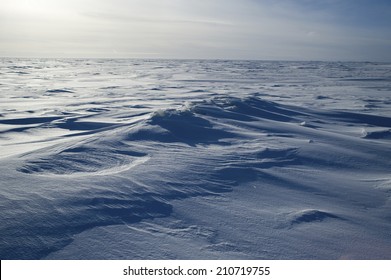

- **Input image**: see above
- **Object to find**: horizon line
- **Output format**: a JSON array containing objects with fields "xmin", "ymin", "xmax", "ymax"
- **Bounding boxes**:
[{"xmin": 0, "ymin": 56, "xmax": 388, "ymax": 64}]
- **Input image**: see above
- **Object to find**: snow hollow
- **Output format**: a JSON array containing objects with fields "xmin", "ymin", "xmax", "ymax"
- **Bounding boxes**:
[{"xmin": 0, "ymin": 59, "xmax": 390, "ymax": 259}]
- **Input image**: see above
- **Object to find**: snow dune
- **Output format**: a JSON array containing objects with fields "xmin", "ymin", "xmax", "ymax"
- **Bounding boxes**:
[{"xmin": 0, "ymin": 59, "xmax": 390, "ymax": 259}]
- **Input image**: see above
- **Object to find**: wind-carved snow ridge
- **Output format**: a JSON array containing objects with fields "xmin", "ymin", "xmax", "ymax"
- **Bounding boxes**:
[
  {"xmin": 276, "ymin": 209, "xmax": 343, "ymax": 229},
  {"xmin": 17, "ymin": 144, "xmax": 149, "ymax": 176},
  {"xmin": 5, "ymin": 93, "xmax": 391, "ymax": 259},
  {"xmin": 130, "ymin": 107, "xmax": 237, "ymax": 145},
  {"xmin": 361, "ymin": 128, "xmax": 391, "ymax": 140},
  {"xmin": 1, "ymin": 60, "xmax": 391, "ymax": 259},
  {"xmin": 3, "ymin": 95, "xmax": 308, "ymax": 259}
]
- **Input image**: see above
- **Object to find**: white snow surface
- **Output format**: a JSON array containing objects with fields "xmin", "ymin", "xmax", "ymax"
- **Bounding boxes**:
[{"xmin": 0, "ymin": 59, "xmax": 390, "ymax": 259}]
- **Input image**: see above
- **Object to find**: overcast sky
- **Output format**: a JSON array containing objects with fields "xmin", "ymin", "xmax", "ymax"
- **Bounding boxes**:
[{"xmin": 1, "ymin": 0, "xmax": 390, "ymax": 61}]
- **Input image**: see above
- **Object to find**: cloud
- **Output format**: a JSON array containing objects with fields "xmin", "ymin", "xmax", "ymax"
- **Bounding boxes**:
[{"xmin": 0, "ymin": 0, "xmax": 390, "ymax": 61}]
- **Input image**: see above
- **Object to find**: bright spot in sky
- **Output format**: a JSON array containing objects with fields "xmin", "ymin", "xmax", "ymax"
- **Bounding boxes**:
[{"xmin": 0, "ymin": 0, "xmax": 390, "ymax": 61}]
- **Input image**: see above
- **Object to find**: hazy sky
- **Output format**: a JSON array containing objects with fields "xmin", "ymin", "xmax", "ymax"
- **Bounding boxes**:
[{"xmin": 1, "ymin": 0, "xmax": 390, "ymax": 61}]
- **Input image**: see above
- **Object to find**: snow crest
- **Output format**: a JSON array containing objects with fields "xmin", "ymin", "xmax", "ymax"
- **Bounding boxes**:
[{"xmin": 1, "ymin": 59, "xmax": 391, "ymax": 259}]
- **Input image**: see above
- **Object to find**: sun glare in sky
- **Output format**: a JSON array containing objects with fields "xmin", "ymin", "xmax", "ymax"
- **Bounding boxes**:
[{"xmin": 1, "ymin": 0, "xmax": 390, "ymax": 61}]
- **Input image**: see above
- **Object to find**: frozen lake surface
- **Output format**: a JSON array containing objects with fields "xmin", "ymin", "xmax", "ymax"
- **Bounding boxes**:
[{"xmin": 0, "ymin": 59, "xmax": 390, "ymax": 259}]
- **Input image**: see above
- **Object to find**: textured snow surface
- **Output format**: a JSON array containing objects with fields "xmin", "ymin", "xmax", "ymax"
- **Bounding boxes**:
[{"xmin": 0, "ymin": 59, "xmax": 390, "ymax": 259}]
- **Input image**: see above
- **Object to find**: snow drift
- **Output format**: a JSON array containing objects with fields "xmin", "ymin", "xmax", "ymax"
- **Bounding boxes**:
[{"xmin": 0, "ymin": 59, "xmax": 390, "ymax": 259}]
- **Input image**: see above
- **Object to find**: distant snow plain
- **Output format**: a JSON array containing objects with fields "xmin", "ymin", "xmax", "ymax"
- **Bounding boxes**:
[{"xmin": 0, "ymin": 59, "xmax": 390, "ymax": 259}]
